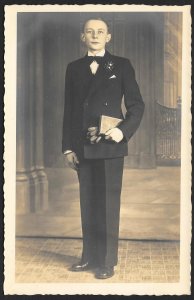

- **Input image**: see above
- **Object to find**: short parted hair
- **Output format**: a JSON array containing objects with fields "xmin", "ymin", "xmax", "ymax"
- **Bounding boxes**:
[{"xmin": 82, "ymin": 18, "xmax": 110, "ymax": 34}]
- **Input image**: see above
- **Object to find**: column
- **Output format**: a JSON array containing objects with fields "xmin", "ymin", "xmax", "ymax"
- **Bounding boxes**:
[
  {"xmin": 16, "ymin": 14, "xmax": 48, "ymax": 214},
  {"xmin": 164, "ymin": 12, "xmax": 182, "ymax": 107}
]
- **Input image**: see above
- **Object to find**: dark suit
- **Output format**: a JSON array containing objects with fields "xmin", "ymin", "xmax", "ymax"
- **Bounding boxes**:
[{"xmin": 62, "ymin": 50, "xmax": 144, "ymax": 267}]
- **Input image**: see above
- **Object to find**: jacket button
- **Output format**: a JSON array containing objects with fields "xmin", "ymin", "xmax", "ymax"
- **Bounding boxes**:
[{"xmin": 104, "ymin": 102, "xmax": 108, "ymax": 106}]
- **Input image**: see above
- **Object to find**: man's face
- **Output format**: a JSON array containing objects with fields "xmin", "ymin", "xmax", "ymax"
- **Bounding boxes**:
[{"xmin": 81, "ymin": 19, "xmax": 111, "ymax": 52}]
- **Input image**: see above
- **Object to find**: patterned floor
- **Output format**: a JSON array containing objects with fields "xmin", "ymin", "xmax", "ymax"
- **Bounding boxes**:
[{"xmin": 16, "ymin": 238, "xmax": 180, "ymax": 283}]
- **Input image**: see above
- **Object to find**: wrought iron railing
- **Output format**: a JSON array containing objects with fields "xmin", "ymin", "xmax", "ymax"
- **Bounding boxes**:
[{"xmin": 156, "ymin": 97, "xmax": 181, "ymax": 166}]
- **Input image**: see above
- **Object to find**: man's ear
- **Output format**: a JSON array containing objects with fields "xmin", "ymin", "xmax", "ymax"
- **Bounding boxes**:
[
  {"xmin": 106, "ymin": 33, "xmax": 111, "ymax": 44},
  {"xmin": 81, "ymin": 33, "xmax": 85, "ymax": 42}
]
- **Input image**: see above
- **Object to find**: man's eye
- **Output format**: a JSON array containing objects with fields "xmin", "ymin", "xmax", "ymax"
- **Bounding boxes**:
[{"xmin": 98, "ymin": 31, "xmax": 104, "ymax": 34}]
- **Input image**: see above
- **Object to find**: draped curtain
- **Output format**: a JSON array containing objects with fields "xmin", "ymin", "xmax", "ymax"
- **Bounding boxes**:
[{"xmin": 40, "ymin": 12, "xmax": 165, "ymax": 169}]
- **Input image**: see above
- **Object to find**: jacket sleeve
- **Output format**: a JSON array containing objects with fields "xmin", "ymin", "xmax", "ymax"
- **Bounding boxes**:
[
  {"xmin": 117, "ymin": 59, "xmax": 145, "ymax": 141},
  {"xmin": 62, "ymin": 63, "xmax": 73, "ymax": 153}
]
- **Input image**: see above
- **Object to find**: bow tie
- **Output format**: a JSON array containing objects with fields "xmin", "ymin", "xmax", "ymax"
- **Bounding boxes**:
[{"xmin": 86, "ymin": 56, "xmax": 104, "ymax": 64}]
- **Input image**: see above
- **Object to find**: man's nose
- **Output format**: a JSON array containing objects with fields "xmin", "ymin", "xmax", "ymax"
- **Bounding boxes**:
[{"xmin": 92, "ymin": 31, "xmax": 98, "ymax": 39}]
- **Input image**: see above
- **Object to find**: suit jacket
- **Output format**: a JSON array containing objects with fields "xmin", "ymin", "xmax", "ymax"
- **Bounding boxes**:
[{"xmin": 62, "ymin": 50, "xmax": 145, "ymax": 160}]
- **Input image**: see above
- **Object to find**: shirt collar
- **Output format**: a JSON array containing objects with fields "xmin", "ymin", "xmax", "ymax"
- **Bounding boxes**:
[{"xmin": 87, "ymin": 49, "xmax": 105, "ymax": 57}]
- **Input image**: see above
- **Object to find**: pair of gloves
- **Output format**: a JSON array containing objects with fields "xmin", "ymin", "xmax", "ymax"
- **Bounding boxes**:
[
  {"xmin": 65, "ymin": 127, "xmax": 124, "ymax": 171},
  {"xmin": 87, "ymin": 126, "xmax": 123, "ymax": 144}
]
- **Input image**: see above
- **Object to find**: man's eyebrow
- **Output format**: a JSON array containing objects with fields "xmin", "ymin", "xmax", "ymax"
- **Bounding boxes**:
[{"xmin": 85, "ymin": 28, "xmax": 106, "ymax": 31}]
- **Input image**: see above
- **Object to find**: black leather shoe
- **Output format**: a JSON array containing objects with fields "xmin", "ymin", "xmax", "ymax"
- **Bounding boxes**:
[
  {"xmin": 95, "ymin": 266, "xmax": 114, "ymax": 279},
  {"xmin": 70, "ymin": 261, "xmax": 93, "ymax": 272}
]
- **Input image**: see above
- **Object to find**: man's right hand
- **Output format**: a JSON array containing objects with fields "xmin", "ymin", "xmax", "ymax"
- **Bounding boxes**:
[{"xmin": 65, "ymin": 152, "xmax": 79, "ymax": 171}]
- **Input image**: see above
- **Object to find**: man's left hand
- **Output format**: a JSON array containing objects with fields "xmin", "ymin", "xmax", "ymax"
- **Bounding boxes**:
[{"xmin": 105, "ymin": 128, "xmax": 124, "ymax": 143}]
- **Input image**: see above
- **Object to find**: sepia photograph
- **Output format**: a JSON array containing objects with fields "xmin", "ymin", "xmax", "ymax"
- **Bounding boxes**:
[{"xmin": 4, "ymin": 4, "xmax": 191, "ymax": 295}]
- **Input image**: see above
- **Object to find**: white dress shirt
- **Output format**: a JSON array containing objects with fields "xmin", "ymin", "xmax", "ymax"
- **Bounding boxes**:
[{"xmin": 88, "ymin": 49, "xmax": 106, "ymax": 75}]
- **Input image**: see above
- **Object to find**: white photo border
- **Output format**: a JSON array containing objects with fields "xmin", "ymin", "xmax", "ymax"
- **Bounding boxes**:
[{"xmin": 4, "ymin": 4, "xmax": 192, "ymax": 295}]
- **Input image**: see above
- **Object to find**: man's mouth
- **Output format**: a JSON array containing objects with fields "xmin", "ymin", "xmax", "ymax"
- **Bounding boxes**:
[{"xmin": 91, "ymin": 42, "xmax": 100, "ymax": 44}]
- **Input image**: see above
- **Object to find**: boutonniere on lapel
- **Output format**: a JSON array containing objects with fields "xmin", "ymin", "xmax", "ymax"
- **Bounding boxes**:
[{"xmin": 104, "ymin": 61, "xmax": 115, "ymax": 73}]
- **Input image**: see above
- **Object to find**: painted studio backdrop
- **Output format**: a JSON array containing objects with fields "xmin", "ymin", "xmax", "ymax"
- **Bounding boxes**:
[{"xmin": 16, "ymin": 12, "xmax": 182, "ymax": 240}]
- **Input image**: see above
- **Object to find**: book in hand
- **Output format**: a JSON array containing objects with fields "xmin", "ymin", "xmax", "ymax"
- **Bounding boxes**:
[{"xmin": 98, "ymin": 115, "xmax": 123, "ymax": 135}]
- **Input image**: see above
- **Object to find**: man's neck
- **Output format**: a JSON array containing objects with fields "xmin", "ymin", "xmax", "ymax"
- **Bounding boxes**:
[{"xmin": 88, "ymin": 49, "xmax": 105, "ymax": 56}]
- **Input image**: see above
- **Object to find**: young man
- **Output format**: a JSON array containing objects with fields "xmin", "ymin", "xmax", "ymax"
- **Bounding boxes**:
[{"xmin": 62, "ymin": 18, "xmax": 144, "ymax": 279}]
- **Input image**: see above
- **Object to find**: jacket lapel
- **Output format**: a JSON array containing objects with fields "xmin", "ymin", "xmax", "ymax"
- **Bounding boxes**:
[{"xmin": 84, "ymin": 51, "xmax": 114, "ymax": 102}]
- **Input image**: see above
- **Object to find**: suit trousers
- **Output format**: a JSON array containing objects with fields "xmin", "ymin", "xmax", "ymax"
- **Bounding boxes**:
[{"xmin": 77, "ymin": 157, "xmax": 124, "ymax": 267}]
